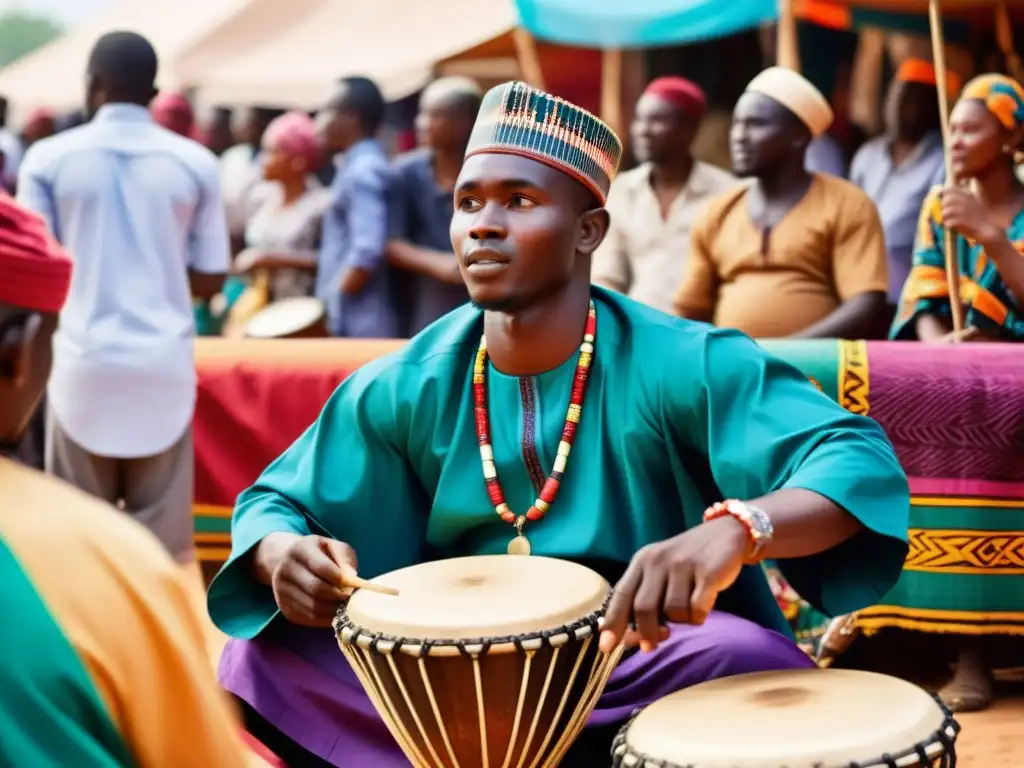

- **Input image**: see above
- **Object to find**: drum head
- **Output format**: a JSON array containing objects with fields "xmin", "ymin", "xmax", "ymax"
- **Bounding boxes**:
[
  {"xmin": 244, "ymin": 297, "xmax": 325, "ymax": 339},
  {"xmin": 345, "ymin": 555, "xmax": 609, "ymax": 641},
  {"xmin": 624, "ymin": 669, "xmax": 948, "ymax": 767}
]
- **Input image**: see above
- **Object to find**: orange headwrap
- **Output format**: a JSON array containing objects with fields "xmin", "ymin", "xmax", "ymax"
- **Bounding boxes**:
[
  {"xmin": 897, "ymin": 58, "xmax": 962, "ymax": 98},
  {"xmin": 0, "ymin": 194, "xmax": 72, "ymax": 314}
]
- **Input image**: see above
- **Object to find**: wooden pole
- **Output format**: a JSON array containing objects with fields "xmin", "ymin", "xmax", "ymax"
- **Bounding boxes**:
[
  {"xmin": 777, "ymin": 0, "xmax": 802, "ymax": 71},
  {"xmin": 928, "ymin": 0, "xmax": 965, "ymax": 333},
  {"xmin": 995, "ymin": 1, "xmax": 1024, "ymax": 84},
  {"xmin": 512, "ymin": 27, "xmax": 546, "ymax": 90},
  {"xmin": 601, "ymin": 49, "xmax": 624, "ymax": 137}
]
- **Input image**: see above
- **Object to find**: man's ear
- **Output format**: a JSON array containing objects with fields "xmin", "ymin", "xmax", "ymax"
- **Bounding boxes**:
[{"xmin": 577, "ymin": 207, "xmax": 610, "ymax": 256}]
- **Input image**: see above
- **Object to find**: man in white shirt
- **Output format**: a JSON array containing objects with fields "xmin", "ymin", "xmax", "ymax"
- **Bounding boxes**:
[{"xmin": 17, "ymin": 31, "xmax": 230, "ymax": 564}]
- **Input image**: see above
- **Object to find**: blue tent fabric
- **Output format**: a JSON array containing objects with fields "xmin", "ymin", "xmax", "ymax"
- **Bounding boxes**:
[{"xmin": 514, "ymin": 0, "xmax": 777, "ymax": 48}]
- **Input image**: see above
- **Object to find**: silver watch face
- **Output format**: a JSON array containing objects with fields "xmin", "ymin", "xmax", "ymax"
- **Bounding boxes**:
[{"xmin": 742, "ymin": 503, "xmax": 774, "ymax": 539}]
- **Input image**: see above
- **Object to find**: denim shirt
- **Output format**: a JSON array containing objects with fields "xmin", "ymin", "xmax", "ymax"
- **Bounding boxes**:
[{"xmin": 316, "ymin": 139, "xmax": 397, "ymax": 337}]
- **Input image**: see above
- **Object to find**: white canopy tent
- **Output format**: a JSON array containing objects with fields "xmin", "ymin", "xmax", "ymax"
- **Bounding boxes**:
[
  {"xmin": 193, "ymin": 0, "xmax": 519, "ymax": 108},
  {"xmin": 0, "ymin": 0, "xmax": 257, "ymax": 110}
]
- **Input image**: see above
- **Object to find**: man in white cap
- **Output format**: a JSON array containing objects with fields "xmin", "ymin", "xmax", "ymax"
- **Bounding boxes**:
[{"xmin": 674, "ymin": 67, "xmax": 889, "ymax": 339}]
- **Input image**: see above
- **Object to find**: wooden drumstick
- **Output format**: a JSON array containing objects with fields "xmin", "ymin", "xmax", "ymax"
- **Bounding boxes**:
[{"xmin": 341, "ymin": 570, "xmax": 400, "ymax": 597}]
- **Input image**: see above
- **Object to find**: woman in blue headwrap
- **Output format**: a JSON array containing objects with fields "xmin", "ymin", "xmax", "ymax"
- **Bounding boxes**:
[{"xmin": 891, "ymin": 73, "xmax": 1024, "ymax": 343}]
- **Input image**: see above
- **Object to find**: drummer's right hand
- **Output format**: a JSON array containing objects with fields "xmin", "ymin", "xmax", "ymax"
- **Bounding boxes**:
[{"xmin": 255, "ymin": 533, "xmax": 359, "ymax": 627}]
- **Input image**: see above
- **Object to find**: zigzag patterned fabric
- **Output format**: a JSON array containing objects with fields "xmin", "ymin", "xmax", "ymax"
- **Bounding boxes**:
[{"xmin": 465, "ymin": 81, "xmax": 623, "ymax": 204}]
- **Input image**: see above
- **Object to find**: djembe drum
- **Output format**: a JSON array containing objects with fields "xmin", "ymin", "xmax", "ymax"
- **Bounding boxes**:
[
  {"xmin": 612, "ymin": 669, "xmax": 960, "ymax": 768},
  {"xmin": 334, "ymin": 555, "xmax": 623, "ymax": 768},
  {"xmin": 243, "ymin": 296, "xmax": 327, "ymax": 339}
]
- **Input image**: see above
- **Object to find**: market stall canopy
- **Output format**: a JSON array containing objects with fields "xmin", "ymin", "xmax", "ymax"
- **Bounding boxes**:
[
  {"xmin": 195, "ymin": 0, "xmax": 517, "ymax": 108},
  {"xmin": 0, "ymin": 0, "xmax": 257, "ymax": 110},
  {"xmin": 795, "ymin": 0, "xmax": 1024, "ymax": 30},
  {"xmin": 514, "ymin": 0, "xmax": 777, "ymax": 47},
  {"xmin": 173, "ymin": 0, "xmax": 331, "ymax": 86}
]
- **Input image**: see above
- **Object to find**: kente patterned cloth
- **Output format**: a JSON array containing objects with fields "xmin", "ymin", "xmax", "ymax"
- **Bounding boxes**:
[
  {"xmin": 193, "ymin": 338, "xmax": 1024, "ymax": 637},
  {"xmin": 465, "ymin": 80, "xmax": 623, "ymax": 204}
]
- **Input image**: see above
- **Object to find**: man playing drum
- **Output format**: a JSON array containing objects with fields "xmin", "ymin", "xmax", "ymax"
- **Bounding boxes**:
[{"xmin": 209, "ymin": 82, "xmax": 911, "ymax": 767}]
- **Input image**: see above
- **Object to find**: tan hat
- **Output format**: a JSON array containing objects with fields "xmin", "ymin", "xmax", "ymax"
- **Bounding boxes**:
[{"xmin": 745, "ymin": 67, "xmax": 834, "ymax": 137}]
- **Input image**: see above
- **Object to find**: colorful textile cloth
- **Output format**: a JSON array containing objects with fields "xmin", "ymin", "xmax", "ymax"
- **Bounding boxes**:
[
  {"xmin": 205, "ymin": 288, "xmax": 909, "ymax": 763},
  {"xmin": 765, "ymin": 341, "xmax": 1024, "ymax": 636},
  {"xmin": 890, "ymin": 187, "xmax": 1024, "ymax": 341},
  {"xmin": 0, "ymin": 458, "xmax": 249, "ymax": 766}
]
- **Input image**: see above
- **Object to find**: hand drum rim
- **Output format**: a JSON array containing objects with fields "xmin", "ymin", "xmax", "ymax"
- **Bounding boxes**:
[
  {"xmin": 244, "ymin": 296, "xmax": 326, "ymax": 339},
  {"xmin": 334, "ymin": 555, "xmax": 611, "ymax": 657},
  {"xmin": 612, "ymin": 669, "xmax": 960, "ymax": 768}
]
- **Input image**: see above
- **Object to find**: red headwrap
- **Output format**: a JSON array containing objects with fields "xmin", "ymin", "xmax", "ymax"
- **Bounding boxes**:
[
  {"xmin": 0, "ymin": 194, "xmax": 72, "ymax": 314},
  {"xmin": 151, "ymin": 91, "xmax": 195, "ymax": 138},
  {"xmin": 642, "ymin": 76, "xmax": 708, "ymax": 119}
]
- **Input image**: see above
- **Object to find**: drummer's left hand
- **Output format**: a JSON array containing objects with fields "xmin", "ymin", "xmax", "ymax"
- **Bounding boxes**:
[{"xmin": 600, "ymin": 516, "xmax": 750, "ymax": 654}]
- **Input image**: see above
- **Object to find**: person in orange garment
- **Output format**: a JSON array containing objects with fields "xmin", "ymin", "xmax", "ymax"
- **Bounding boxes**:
[
  {"xmin": 674, "ymin": 67, "xmax": 889, "ymax": 339},
  {"xmin": 0, "ymin": 192, "xmax": 272, "ymax": 766}
]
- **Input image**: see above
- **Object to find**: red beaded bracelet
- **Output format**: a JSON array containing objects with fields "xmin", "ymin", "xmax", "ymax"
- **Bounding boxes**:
[{"xmin": 703, "ymin": 501, "xmax": 766, "ymax": 565}]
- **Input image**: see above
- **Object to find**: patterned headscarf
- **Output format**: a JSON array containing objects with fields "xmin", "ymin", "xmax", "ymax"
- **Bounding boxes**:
[
  {"xmin": 465, "ymin": 81, "xmax": 623, "ymax": 204},
  {"xmin": 262, "ymin": 111, "xmax": 323, "ymax": 171},
  {"xmin": 959, "ymin": 74, "xmax": 1024, "ymax": 132}
]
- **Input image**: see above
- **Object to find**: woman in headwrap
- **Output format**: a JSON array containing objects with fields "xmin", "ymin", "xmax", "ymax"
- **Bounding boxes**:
[
  {"xmin": 891, "ymin": 74, "xmax": 1024, "ymax": 343},
  {"xmin": 151, "ymin": 91, "xmax": 196, "ymax": 138},
  {"xmin": 221, "ymin": 111, "xmax": 330, "ymax": 335}
]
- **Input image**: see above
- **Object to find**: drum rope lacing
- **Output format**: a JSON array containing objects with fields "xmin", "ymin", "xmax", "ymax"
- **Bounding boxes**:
[
  {"xmin": 610, "ymin": 693, "xmax": 961, "ymax": 768},
  {"xmin": 333, "ymin": 593, "xmax": 611, "ymax": 656},
  {"xmin": 335, "ymin": 591, "xmax": 621, "ymax": 768}
]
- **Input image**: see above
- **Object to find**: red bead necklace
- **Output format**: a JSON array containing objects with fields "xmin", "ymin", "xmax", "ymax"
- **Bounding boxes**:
[{"xmin": 473, "ymin": 300, "xmax": 597, "ymax": 555}]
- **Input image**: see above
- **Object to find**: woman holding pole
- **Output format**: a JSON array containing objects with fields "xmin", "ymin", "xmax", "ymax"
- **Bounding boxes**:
[{"xmin": 890, "ymin": 74, "xmax": 1024, "ymax": 346}]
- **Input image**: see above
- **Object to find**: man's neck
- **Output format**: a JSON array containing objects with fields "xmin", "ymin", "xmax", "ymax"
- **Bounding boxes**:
[
  {"xmin": 280, "ymin": 176, "xmax": 306, "ymax": 205},
  {"xmin": 483, "ymin": 281, "xmax": 592, "ymax": 377},
  {"xmin": 891, "ymin": 131, "xmax": 926, "ymax": 164},
  {"xmin": 650, "ymin": 155, "xmax": 695, "ymax": 188},
  {"xmin": 757, "ymin": 160, "xmax": 811, "ymax": 200},
  {"xmin": 432, "ymin": 146, "xmax": 465, "ymax": 191}
]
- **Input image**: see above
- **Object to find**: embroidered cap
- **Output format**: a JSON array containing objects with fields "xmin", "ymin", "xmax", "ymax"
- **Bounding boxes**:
[{"xmin": 465, "ymin": 81, "xmax": 623, "ymax": 205}]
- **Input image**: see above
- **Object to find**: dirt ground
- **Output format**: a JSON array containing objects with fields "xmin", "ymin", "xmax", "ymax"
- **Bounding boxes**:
[{"xmin": 955, "ymin": 686, "xmax": 1023, "ymax": 767}]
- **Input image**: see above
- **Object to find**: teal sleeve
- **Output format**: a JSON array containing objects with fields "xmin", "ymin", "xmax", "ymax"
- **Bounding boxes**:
[
  {"xmin": 0, "ymin": 541, "xmax": 135, "ymax": 768},
  {"xmin": 207, "ymin": 357, "xmax": 431, "ymax": 639},
  {"xmin": 671, "ymin": 329, "xmax": 910, "ymax": 617}
]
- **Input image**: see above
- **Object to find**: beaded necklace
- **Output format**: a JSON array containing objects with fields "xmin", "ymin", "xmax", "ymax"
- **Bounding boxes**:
[{"xmin": 473, "ymin": 300, "xmax": 597, "ymax": 555}]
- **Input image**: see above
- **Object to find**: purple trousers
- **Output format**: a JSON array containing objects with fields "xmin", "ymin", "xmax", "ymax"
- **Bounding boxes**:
[{"xmin": 220, "ymin": 611, "xmax": 814, "ymax": 766}]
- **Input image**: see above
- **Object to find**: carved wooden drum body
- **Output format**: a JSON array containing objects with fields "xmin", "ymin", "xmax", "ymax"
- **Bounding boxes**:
[
  {"xmin": 612, "ymin": 669, "xmax": 960, "ymax": 768},
  {"xmin": 334, "ymin": 555, "xmax": 622, "ymax": 768}
]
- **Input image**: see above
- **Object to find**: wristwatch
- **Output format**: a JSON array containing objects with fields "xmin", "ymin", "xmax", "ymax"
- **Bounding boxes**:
[{"xmin": 703, "ymin": 499, "xmax": 775, "ymax": 564}]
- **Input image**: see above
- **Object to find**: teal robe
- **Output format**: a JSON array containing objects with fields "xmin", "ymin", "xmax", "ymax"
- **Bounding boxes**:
[{"xmin": 208, "ymin": 288, "xmax": 910, "ymax": 639}]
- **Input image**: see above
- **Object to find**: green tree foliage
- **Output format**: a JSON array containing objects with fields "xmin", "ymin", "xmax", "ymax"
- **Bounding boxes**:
[{"xmin": 0, "ymin": 11, "xmax": 64, "ymax": 70}]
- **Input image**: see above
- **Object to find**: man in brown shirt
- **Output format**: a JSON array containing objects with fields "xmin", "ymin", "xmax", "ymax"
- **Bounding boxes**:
[
  {"xmin": 674, "ymin": 68, "xmax": 888, "ymax": 339},
  {"xmin": 593, "ymin": 77, "xmax": 737, "ymax": 314}
]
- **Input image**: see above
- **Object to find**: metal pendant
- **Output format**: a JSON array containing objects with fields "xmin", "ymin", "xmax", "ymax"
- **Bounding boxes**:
[
  {"xmin": 507, "ymin": 535, "xmax": 531, "ymax": 556},
  {"xmin": 507, "ymin": 515, "xmax": 531, "ymax": 555}
]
